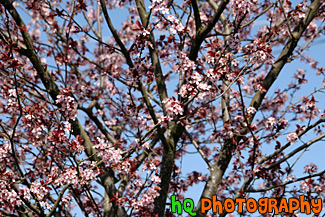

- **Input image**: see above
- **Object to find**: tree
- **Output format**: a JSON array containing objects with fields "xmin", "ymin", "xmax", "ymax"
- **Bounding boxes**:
[{"xmin": 0, "ymin": 0, "xmax": 324, "ymax": 216}]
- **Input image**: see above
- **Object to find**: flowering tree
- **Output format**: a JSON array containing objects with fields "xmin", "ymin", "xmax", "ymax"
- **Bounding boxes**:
[{"xmin": 0, "ymin": 0, "xmax": 324, "ymax": 216}]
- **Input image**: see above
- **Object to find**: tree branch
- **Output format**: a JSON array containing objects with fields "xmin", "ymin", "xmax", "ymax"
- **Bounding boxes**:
[
  {"xmin": 191, "ymin": 0, "xmax": 202, "ymax": 32},
  {"xmin": 248, "ymin": 0, "xmax": 321, "ymax": 114},
  {"xmin": 263, "ymin": 133, "xmax": 325, "ymax": 171},
  {"xmin": 46, "ymin": 184, "xmax": 70, "ymax": 217},
  {"xmin": 248, "ymin": 169, "xmax": 325, "ymax": 193},
  {"xmin": 185, "ymin": 130, "xmax": 212, "ymax": 168},
  {"xmin": 194, "ymin": 1, "xmax": 321, "ymax": 216},
  {"xmin": 258, "ymin": 118, "xmax": 325, "ymax": 165},
  {"xmin": 189, "ymin": 0, "xmax": 230, "ymax": 61},
  {"xmin": 0, "ymin": 1, "xmax": 127, "ymax": 216}
]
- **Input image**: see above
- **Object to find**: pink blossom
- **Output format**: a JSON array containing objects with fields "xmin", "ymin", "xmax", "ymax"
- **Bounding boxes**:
[
  {"xmin": 285, "ymin": 175, "xmax": 297, "ymax": 182},
  {"xmin": 246, "ymin": 106, "xmax": 256, "ymax": 115},
  {"xmin": 30, "ymin": 182, "xmax": 49, "ymax": 200},
  {"xmin": 117, "ymin": 160, "xmax": 132, "ymax": 175},
  {"xmin": 287, "ymin": 132, "xmax": 298, "ymax": 144},
  {"xmin": 7, "ymin": 190, "xmax": 21, "ymax": 206},
  {"xmin": 151, "ymin": 175, "xmax": 161, "ymax": 184},
  {"xmin": 191, "ymin": 72, "xmax": 203, "ymax": 84},
  {"xmin": 304, "ymin": 163, "xmax": 318, "ymax": 174},
  {"xmin": 55, "ymin": 88, "xmax": 78, "ymax": 121},
  {"xmin": 179, "ymin": 84, "xmax": 197, "ymax": 98},
  {"xmin": 149, "ymin": 0, "xmax": 170, "ymax": 15},
  {"xmin": 158, "ymin": 115, "xmax": 172, "ymax": 126},
  {"xmin": 129, "ymin": 116, "xmax": 148, "ymax": 130},
  {"xmin": 94, "ymin": 138, "xmax": 122, "ymax": 165},
  {"xmin": 163, "ymin": 97, "xmax": 184, "ymax": 117},
  {"xmin": 300, "ymin": 179, "xmax": 313, "ymax": 192},
  {"xmin": 8, "ymin": 89, "xmax": 17, "ymax": 97},
  {"xmin": 62, "ymin": 168, "xmax": 79, "ymax": 186},
  {"xmin": 265, "ymin": 117, "xmax": 276, "ymax": 130},
  {"xmin": 230, "ymin": 0, "xmax": 257, "ymax": 20},
  {"xmin": 227, "ymin": 36, "xmax": 241, "ymax": 51},
  {"xmin": 175, "ymin": 52, "xmax": 196, "ymax": 74},
  {"xmin": 63, "ymin": 121, "xmax": 71, "ymax": 133},
  {"xmin": 304, "ymin": 22, "xmax": 318, "ymax": 41}
]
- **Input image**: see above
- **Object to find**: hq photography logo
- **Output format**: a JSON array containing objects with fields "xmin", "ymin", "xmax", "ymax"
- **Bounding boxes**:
[{"xmin": 170, "ymin": 195, "xmax": 323, "ymax": 216}]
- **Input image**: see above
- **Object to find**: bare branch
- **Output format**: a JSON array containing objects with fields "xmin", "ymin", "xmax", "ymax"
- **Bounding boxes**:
[
  {"xmin": 185, "ymin": 130, "xmax": 212, "ymax": 168},
  {"xmin": 248, "ymin": 169, "xmax": 325, "ymax": 193},
  {"xmin": 191, "ymin": 0, "xmax": 202, "ymax": 32},
  {"xmin": 46, "ymin": 184, "xmax": 70, "ymax": 217},
  {"xmin": 264, "ymin": 133, "xmax": 325, "ymax": 171}
]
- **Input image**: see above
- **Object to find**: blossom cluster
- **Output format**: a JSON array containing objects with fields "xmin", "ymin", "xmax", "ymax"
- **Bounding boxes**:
[
  {"xmin": 53, "ymin": 164, "xmax": 100, "ymax": 188},
  {"xmin": 55, "ymin": 88, "xmax": 78, "ymax": 121},
  {"xmin": 148, "ymin": 0, "xmax": 170, "ymax": 15},
  {"xmin": 94, "ymin": 138, "xmax": 122, "ymax": 165},
  {"xmin": 174, "ymin": 52, "xmax": 196, "ymax": 75},
  {"xmin": 0, "ymin": 180, "xmax": 23, "ymax": 211},
  {"xmin": 244, "ymin": 39, "xmax": 274, "ymax": 65},
  {"xmin": 230, "ymin": 0, "xmax": 258, "ymax": 20},
  {"xmin": 264, "ymin": 117, "xmax": 288, "ymax": 131},
  {"xmin": 163, "ymin": 97, "xmax": 184, "ymax": 118},
  {"xmin": 130, "ymin": 185, "xmax": 160, "ymax": 213}
]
